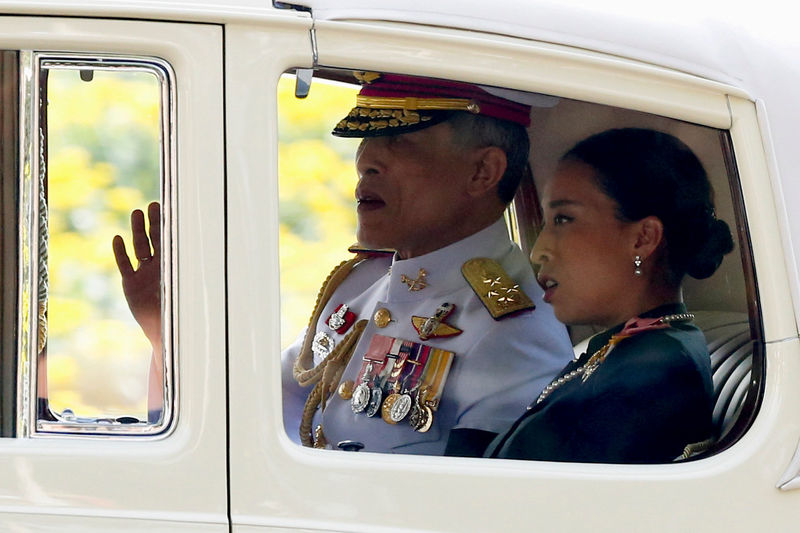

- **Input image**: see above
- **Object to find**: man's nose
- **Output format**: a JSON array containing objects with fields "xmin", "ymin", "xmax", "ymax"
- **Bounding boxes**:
[{"xmin": 355, "ymin": 138, "xmax": 385, "ymax": 179}]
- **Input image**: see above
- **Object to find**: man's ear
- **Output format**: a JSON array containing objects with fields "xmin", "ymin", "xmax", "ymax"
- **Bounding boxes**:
[
  {"xmin": 632, "ymin": 216, "xmax": 664, "ymax": 260},
  {"xmin": 466, "ymin": 146, "xmax": 507, "ymax": 197}
]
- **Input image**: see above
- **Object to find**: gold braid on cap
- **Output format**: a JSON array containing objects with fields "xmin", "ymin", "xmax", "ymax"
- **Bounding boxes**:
[
  {"xmin": 356, "ymin": 95, "xmax": 480, "ymax": 113},
  {"xmin": 294, "ymin": 254, "xmax": 371, "ymax": 446}
]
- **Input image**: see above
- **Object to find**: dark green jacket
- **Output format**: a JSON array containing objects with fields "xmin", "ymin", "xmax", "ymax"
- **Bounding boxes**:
[{"xmin": 482, "ymin": 303, "xmax": 713, "ymax": 463}]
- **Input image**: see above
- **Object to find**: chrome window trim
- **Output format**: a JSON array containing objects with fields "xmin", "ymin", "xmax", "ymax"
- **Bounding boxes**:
[
  {"xmin": 16, "ymin": 50, "xmax": 38, "ymax": 439},
  {"xmin": 16, "ymin": 52, "xmax": 179, "ymax": 438}
]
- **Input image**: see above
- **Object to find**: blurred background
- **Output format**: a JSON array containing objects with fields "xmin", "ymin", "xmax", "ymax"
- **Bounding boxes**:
[
  {"xmin": 46, "ymin": 68, "xmax": 160, "ymax": 418},
  {"xmin": 45, "ymin": 70, "xmax": 358, "ymax": 418},
  {"xmin": 277, "ymin": 74, "xmax": 359, "ymax": 347}
]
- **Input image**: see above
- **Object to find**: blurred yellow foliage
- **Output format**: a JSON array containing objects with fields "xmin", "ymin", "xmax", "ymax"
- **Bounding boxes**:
[
  {"xmin": 48, "ymin": 70, "xmax": 159, "ymax": 130},
  {"xmin": 47, "ymin": 148, "xmax": 114, "ymax": 210},
  {"xmin": 277, "ymin": 76, "xmax": 355, "ymax": 133},
  {"xmin": 277, "ymin": 74, "xmax": 360, "ymax": 346},
  {"xmin": 45, "ymin": 68, "xmax": 160, "ymax": 418},
  {"xmin": 43, "ymin": 68, "xmax": 360, "ymax": 418},
  {"xmin": 46, "ymin": 296, "xmax": 92, "ymax": 337}
]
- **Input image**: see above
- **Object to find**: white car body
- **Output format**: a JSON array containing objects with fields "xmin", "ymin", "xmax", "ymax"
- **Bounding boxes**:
[{"xmin": 0, "ymin": 0, "xmax": 798, "ymax": 530}]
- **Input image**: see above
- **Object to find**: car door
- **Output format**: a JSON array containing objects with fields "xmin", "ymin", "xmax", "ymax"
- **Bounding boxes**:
[
  {"xmin": 0, "ymin": 15, "xmax": 227, "ymax": 531},
  {"xmin": 227, "ymin": 7, "xmax": 800, "ymax": 531}
]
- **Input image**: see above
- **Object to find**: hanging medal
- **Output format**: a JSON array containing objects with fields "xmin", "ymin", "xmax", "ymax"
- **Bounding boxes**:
[
  {"xmin": 382, "ymin": 344, "xmax": 413, "ymax": 424},
  {"xmin": 383, "ymin": 343, "xmax": 425, "ymax": 424},
  {"xmin": 409, "ymin": 388, "xmax": 434, "ymax": 433},
  {"xmin": 347, "ymin": 334, "xmax": 455, "ymax": 432},
  {"xmin": 349, "ymin": 334, "xmax": 396, "ymax": 413},
  {"xmin": 365, "ymin": 385, "xmax": 384, "ymax": 417},
  {"xmin": 366, "ymin": 342, "xmax": 402, "ymax": 417},
  {"xmin": 351, "ymin": 361, "xmax": 374, "ymax": 414},
  {"xmin": 349, "ymin": 335, "xmax": 391, "ymax": 413},
  {"xmin": 409, "ymin": 346, "xmax": 454, "ymax": 432}
]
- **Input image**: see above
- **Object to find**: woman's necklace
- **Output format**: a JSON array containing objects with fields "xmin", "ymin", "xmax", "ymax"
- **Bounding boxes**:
[{"xmin": 533, "ymin": 313, "xmax": 694, "ymax": 406}]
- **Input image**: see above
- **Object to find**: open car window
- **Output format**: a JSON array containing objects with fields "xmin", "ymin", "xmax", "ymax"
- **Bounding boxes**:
[{"xmin": 277, "ymin": 68, "xmax": 760, "ymax": 461}]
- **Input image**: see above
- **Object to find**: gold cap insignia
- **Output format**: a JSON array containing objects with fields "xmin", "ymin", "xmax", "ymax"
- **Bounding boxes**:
[
  {"xmin": 354, "ymin": 71, "xmax": 381, "ymax": 84},
  {"xmin": 462, "ymin": 258, "xmax": 535, "ymax": 319}
]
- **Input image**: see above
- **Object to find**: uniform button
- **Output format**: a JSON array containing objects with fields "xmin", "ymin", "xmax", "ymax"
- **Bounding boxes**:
[
  {"xmin": 373, "ymin": 308, "xmax": 392, "ymax": 328},
  {"xmin": 337, "ymin": 380, "xmax": 355, "ymax": 400}
]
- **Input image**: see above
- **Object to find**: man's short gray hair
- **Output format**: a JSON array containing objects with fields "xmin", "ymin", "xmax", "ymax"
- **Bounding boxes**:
[{"xmin": 447, "ymin": 112, "xmax": 530, "ymax": 204}]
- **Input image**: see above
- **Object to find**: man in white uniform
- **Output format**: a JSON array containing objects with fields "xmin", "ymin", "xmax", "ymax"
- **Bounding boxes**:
[{"xmin": 282, "ymin": 73, "xmax": 573, "ymax": 455}]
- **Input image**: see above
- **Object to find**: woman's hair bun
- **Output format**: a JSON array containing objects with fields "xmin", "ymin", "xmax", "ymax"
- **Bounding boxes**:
[
  {"xmin": 685, "ymin": 218, "xmax": 735, "ymax": 280},
  {"xmin": 563, "ymin": 128, "xmax": 735, "ymax": 283}
]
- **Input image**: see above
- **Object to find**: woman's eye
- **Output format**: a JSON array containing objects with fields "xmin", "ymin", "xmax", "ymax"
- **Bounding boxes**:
[{"xmin": 553, "ymin": 214, "xmax": 572, "ymax": 225}]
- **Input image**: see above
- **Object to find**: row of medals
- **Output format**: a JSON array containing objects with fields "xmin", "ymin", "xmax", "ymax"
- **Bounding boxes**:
[
  {"xmin": 347, "ymin": 378, "xmax": 434, "ymax": 433},
  {"xmin": 330, "ymin": 299, "xmax": 434, "ymax": 431}
]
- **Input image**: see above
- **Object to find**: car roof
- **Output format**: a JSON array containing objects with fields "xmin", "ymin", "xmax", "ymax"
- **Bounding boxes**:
[
  {"xmin": 296, "ymin": 0, "xmax": 798, "ymax": 88},
  {"xmin": 3, "ymin": 0, "xmax": 796, "ymax": 92}
]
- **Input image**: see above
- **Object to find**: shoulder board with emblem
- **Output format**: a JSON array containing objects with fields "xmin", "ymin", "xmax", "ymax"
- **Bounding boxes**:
[
  {"xmin": 462, "ymin": 257, "xmax": 535, "ymax": 320},
  {"xmin": 347, "ymin": 243, "xmax": 396, "ymax": 258}
]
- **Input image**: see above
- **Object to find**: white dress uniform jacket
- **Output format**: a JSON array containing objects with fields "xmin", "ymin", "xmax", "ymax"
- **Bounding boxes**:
[{"xmin": 281, "ymin": 218, "xmax": 572, "ymax": 454}]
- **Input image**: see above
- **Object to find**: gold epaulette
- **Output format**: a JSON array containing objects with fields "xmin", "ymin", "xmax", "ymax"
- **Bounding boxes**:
[
  {"xmin": 347, "ymin": 243, "xmax": 396, "ymax": 258},
  {"xmin": 462, "ymin": 257, "xmax": 535, "ymax": 320}
]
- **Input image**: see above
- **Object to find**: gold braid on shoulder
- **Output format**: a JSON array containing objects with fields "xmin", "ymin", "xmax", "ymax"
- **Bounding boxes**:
[{"xmin": 294, "ymin": 254, "xmax": 371, "ymax": 447}]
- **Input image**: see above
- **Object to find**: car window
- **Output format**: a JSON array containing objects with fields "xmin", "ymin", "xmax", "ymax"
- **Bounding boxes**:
[
  {"xmin": 278, "ymin": 67, "xmax": 759, "ymax": 460},
  {"xmin": 7, "ymin": 52, "xmax": 176, "ymax": 436}
]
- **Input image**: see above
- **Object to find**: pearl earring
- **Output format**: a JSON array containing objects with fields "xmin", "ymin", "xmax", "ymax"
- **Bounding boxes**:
[{"xmin": 633, "ymin": 255, "xmax": 643, "ymax": 276}]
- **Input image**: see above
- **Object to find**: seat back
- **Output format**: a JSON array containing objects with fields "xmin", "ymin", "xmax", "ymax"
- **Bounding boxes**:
[
  {"xmin": 572, "ymin": 310, "xmax": 754, "ymax": 449},
  {"xmin": 693, "ymin": 311, "xmax": 753, "ymax": 441}
]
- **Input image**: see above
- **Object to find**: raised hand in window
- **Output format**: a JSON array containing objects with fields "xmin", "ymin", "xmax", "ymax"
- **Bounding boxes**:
[
  {"xmin": 113, "ymin": 201, "xmax": 164, "ymax": 419},
  {"xmin": 112, "ymin": 201, "xmax": 162, "ymax": 350}
]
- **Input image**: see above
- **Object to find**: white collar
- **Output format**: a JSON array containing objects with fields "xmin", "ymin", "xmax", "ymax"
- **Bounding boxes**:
[{"xmin": 386, "ymin": 218, "xmax": 513, "ymax": 302}]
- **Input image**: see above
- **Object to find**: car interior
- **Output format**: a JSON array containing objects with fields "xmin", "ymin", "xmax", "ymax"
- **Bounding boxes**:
[{"xmin": 287, "ymin": 67, "xmax": 762, "ymax": 461}]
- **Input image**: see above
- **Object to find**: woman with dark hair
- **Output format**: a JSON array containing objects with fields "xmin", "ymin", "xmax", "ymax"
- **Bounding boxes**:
[{"xmin": 448, "ymin": 128, "xmax": 734, "ymax": 463}]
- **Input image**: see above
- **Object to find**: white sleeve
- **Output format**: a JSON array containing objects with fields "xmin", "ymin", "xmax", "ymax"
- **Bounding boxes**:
[
  {"xmin": 447, "ymin": 310, "xmax": 573, "ymax": 434},
  {"xmin": 280, "ymin": 327, "xmax": 307, "ymax": 445}
]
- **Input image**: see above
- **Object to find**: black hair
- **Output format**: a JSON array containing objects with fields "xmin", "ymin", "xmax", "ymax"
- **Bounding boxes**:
[
  {"xmin": 447, "ymin": 112, "xmax": 530, "ymax": 204},
  {"xmin": 563, "ymin": 128, "xmax": 734, "ymax": 282}
]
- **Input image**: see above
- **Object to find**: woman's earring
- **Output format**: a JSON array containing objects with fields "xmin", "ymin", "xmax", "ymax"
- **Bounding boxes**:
[{"xmin": 633, "ymin": 255, "xmax": 643, "ymax": 276}]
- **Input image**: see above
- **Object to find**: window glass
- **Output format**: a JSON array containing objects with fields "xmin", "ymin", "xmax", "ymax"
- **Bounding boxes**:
[
  {"xmin": 18, "ymin": 55, "xmax": 175, "ymax": 435},
  {"xmin": 45, "ymin": 67, "xmax": 159, "ymax": 420}
]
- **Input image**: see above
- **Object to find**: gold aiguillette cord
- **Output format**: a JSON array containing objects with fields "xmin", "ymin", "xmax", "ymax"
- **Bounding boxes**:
[{"xmin": 294, "ymin": 254, "xmax": 370, "ymax": 447}]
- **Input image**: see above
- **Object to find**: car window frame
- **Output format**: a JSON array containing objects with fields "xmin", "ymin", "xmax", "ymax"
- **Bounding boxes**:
[{"xmin": 16, "ymin": 51, "xmax": 178, "ymax": 438}]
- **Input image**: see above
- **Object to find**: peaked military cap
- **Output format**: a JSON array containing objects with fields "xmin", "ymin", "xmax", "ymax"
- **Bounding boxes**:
[{"xmin": 332, "ymin": 72, "xmax": 538, "ymax": 138}]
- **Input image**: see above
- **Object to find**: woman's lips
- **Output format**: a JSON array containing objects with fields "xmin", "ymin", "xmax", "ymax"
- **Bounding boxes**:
[{"xmin": 539, "ymin": 275, "xmax": 558, "ymax": 303}]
